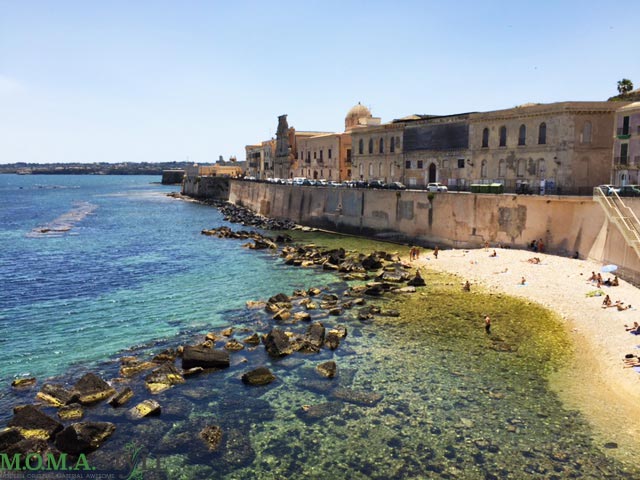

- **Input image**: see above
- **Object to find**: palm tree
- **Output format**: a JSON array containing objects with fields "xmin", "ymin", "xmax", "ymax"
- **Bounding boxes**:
[{"xmin": 617, "ymin": 78, "xmax": 634, "ymax": 95}]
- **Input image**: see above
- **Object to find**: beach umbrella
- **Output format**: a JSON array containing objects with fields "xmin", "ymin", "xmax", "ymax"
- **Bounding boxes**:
[{"xmin": 601, "ymin": 264, "xmax": 618, "ymax": 273}]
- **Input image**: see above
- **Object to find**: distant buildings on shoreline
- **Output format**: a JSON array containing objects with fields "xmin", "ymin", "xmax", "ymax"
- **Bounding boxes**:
[{"xmin": 245, "ymin": 98, "xmax": 640, "ymax": 195}]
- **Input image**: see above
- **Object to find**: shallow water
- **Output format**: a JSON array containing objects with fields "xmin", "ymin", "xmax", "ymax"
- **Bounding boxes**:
[{"xmin": 1, "ymin": 175, "xmax": 638, "ymax": 479}]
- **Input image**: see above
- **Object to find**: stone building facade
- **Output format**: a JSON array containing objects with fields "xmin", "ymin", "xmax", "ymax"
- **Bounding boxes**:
[
  {"xmin": 245, "ymin": 139, "xmax": 275, "ymax": 179},
  {"xmin": 351, "ymin": 122, "xmax": 404, "ymax": 183},
  {"xmin": 612, "ymin": 102, "xmax": 640, "ymax": 185},
  {"xmin": 467, "ymin": 102, "xmax": 624, "ymax": 194}
]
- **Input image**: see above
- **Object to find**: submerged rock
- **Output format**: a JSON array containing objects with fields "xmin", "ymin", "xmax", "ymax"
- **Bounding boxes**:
[
  {"xmin": 263, "ymin": 328, "xmax": 294, "ymax": 357},
  {"xmin": 57, "ymin": 403, "xmax": 84, "ymax": 421},
  {"xmin": 145, "ymin": 363, "xmax": 186, "ymax": 394},
  {"xmin": 316, "ymin": 361, "xmax": 337, "ymax": 378},
  {"xmin": 54, "ymin": 422, "xmax": 115, "ymax": 455},
  {"xmin": 241, "ymin": 367, "xmax": 276, "ymax": 386},
  {"xmin": 200, "ymin": 425, "xmax": 224, "ymax": 452},
  {"xmin": 224, "ymin": 339, "xmax": 245, "ymax": 351},
  {"xmin": 36, "ymin": 384, "xmax": 76, "ymax": 407},
  {"xmin": 306, "ymin": 322, "xmax": 325, "ymax": 348},
  {"xmin": 11, "ymin": 378, "xmax": 36, "ymax": 389},
  {"xmin": 297, "ymin": 402, "xmax": 343, "ymax": 423},
  {"xmin": 332, "ymin": 388, "xmax": 383, "ymax": 407},
  {"xmin": 129, "ymin": 399, "xmax": 161, "ymax": 420},
  {"xmin": 324, "ymin": 332, "xmax": 341, "ymax": 350},
  {"xmin": 108, "ymin": 387, "xmax": 134, "ymax": 407},
  {"xmin": 242, "ymin": 333, "xmax": 261, "ymax": 345}
]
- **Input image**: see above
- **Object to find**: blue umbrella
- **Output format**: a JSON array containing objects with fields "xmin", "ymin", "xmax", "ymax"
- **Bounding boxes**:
[{"xmin": 601, "ymin": 264, "xmax": 618, "ymax": 273}]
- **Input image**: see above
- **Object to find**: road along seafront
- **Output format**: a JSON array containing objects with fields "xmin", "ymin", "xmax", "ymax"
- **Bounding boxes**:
[{"xmin": 413, "ymin": 245, "xmax": 640, "ymax": 465}]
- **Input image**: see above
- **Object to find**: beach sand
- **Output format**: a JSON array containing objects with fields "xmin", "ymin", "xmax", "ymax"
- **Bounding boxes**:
[{"xmin": 411, "ymin": 247, "xmax": 640, "ymax": 460}]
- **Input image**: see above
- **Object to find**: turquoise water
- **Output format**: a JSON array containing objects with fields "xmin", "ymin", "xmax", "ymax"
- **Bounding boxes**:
[
  {"xmin": 0, "ymin": 175, "xmax": 337, "ymax": 390},
  {"xmin": 0, "ymin": 175, "xmax": 637, "ymax": 479}
]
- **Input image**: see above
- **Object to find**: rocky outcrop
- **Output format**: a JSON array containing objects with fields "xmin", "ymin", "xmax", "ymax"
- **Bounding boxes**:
[
  {"xmin": 129, "ymin": 399, "xmax": 162, "ymax": 420},
  {"xmin": 11, "ymin": 378, "xmax": 36, "ymax": 389},
  {"xmin": 57, "ymin": 404, "xmax": 84, "ymax": 421},
  {"xmin": 316, "ymin": 361, "xmax": 337, "ymax": 378},
  {"xmin": 72, "ymin": 373, "xmax": 116, "ymax": 405},
  {"xmin": 36, "ymin": 384, "xmax": 76, "ymax": 407},
  {"xmin": 263, "ymin": 328, "xmax": 294, "ymax": 357},
  {"xmin": 145, "ymin": 364, "xmax": 186, "ymax": 394},
  {"xmin": 54, "ymin": 422, "xmax": 115, "ymax": 455},
  {"xmin": 108, "ymin": 387, "xmax": 134, "ymax": 407}
]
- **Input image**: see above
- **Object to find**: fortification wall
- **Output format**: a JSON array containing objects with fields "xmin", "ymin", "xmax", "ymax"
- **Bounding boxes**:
[
  {"xmin": 182, "ymin": 176, "xmax": 230, "ymax": 200},
  {"xmin": 229, "ymin": 180, "xmax": 640, "ymax": 281}
]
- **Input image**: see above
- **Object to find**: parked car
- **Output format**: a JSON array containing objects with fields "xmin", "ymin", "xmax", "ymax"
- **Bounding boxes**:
[
  {"xmin": 427, "ymin": 182, "xmax": 448, "ymax": 192},
  {"xmin": 368, "ymin": 180, "xmax": 386, "ymax": 189},
  {"xmin": 354, "ymin": 181, "xmax": 368, "ymax": 189},
  {"xmin": 387, "ymin": 182, "xmax": 407, "ymax": 190},
  {"xmin": 598, "ymin": 184, "xmax": 621, "ymax": 195},
  {"xmin": 618, "ymin": 185, "xmax": 640, "ymax": 197},
  {"xmin": 328, "ymin": 181, "xmax": 341, "ymax": 187}
]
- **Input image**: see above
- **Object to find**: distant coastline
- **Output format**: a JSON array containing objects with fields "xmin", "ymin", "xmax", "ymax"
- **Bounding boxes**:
[{"xmin": 0, "ymin": 161, "xmax": 201, "ymax": 176}]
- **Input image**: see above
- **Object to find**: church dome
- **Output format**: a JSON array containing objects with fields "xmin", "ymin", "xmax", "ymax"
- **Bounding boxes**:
[{"xmin": 345, "ymin": 102, "xmax": 372, "ymax": 130}]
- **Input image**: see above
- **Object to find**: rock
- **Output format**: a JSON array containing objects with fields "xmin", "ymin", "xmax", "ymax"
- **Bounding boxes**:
[
  {"xmin": 57, "ymin": 404, "xmax": 84, "ymax": 421},
  {"xmin": 328, "ymin": 307, "xmax": 342, "ymax": 316},
  {"xmin": 263, "ymin": 328, "xmax": 294, "ymax": 357},
  {"xmin": 224, "ymin": 339, "xmax": 245, "ymax": 351},
  {"xmin": 272, "ymin": 309, "xmax": 291, "ymax": 321},
  {"xmin": 268, "ymin": 293, "xmax": 290, "ymax": 304},
  {"xmin": 183, "ymin": 367, "xmax": 205, "ymax": 377},
  {"xmin": 119, "ymin": 360, "xmax": 157, "ymax": 378},
  {"xmin": 182, "ymin": 346, "xmax": 230, "ymax": 369},
  {"xmin": 307, "ymin": 287, "xmax": 322, "ymax": 296},
  {"xmin": 1, "ymin": 437, "xmax": 49, "ymax": 458},
  {"xmin": 152, "ymin": 349, "xmax": 178, "ymax": 363},
  {"xmin": 357, "ymin": 308, "xmax": 374, "ymax": 321},
  {"xmin": 306, "ymin": 322, "xmax": 325, "ymax": 348},
  {"xmin": 241, "ymin": 367, "xmax": 276, "ymax": 386},
  {"xmin": 322, "ymin": 293, "xmax": 339, "ymax": 302},
  {"xmin": 0, "ymin": 428, "xmax": 24, "ymax": 452},
  {"xmin": 108, "ymin": 387, "xmax": 134, "ymax": 407},
  {"xmin": 200, "ymin": 425, "xmax": 224, "ymax": 451},
  {"xmin": 380, "ymin": 309, "xmax": 401, "ymax": 317},
  {"xmin": 324, "ymin": 332, "xmax": 341, "ymax": 350},
  {"xmin": 316, "ymin": 361, "xmax": 337, "ymax": 378},
  {"xmin": 392, "ymin": 286, "xmax": 416, "ymax": 294},
  {"xmin": 222, "ymin": 428, "xmax": 255, "ymax": 469},
  {"xmin": 344, "ymin": 272, "xmax": 368, "ymax": 281},
  {"xmin": 330, "ymin": 325, "xmax": 348, "ymax": 338},
  {"xmin": 332, "ymin": 388, "xmax": 383, "ymax": 407},
  {"xmin": 297, "ymin": 402, "xmax": 343, "ymax": 422},
  {"xmin": 221, "ymin": 327, "xmax": 234, "ymax": 337},
  {"xmin": 145, "ymin": 363, "xmax": 186, "ymax": 394},
  {"xmin": 72, "ymin": 373, "xmax": 116, "ymax": 405},
  {"xmin": 36, "ymin": 384, "xmax": 76, "ymax": 407},
  {"xmin": 378, "ymin": 271, "xmax": 406, "ymax": 282},
  {"xmin": 361, "ymin": 254, "xmax": 383, "ymax": 270},
  {"xmin": 293, "ymin": 312, "xmax": 311, "ymax": 322},
  {"xmin": 364, "ymin": 284, "xmax": 385, "ymax": 296},
  {"xmin": 407, "ymin": 272, "xmax": 426, "ymax": 287},
  {"xmin": 292, "ymin": 289, "xmax": 307, "ymax": 297},
  {"xmin": 8, "ymin": 405, "xmax": 63, "ymax": 440},
  {"xmin": 11, "ymin": 378, "xmax": 36, "ymax": 389},
  {"xmin": 242, "ymin": 333, "xmax": 261, "ymax": 345},
  {"xmin": 304, "ymin": 301, "xmax": 318, "ymax": 310},
  {"xmin": 129, "ymin": 399, "xmax": 161, "ymax": 420},
  {"xmin": 54, "ymin": 422, "xmax": 115, "ymax": 455}
]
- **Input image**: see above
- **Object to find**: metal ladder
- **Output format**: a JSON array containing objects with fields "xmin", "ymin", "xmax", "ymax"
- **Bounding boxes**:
[{"xmin": 593, "ymin": 187, "xmax": 640, "ymax": 259}]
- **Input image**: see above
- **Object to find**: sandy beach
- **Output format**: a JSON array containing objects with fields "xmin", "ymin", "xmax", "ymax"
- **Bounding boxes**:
[{"xmin": 411, "ymin": 246, "xmax": 640, "ymax": 457}]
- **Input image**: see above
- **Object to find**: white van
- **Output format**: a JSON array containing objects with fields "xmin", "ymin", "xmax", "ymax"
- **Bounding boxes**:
[{"xmin": 292, "ymin": 177, "xmax": 306, "ymax": 186}]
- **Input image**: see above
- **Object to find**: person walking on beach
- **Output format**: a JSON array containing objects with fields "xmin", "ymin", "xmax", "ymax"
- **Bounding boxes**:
[
  {"xmin": 484, "ymin": 315, "xmax": 491, "ymax": 334},
  {"xmin": 433, "ymin": 245, "xmax": 439, "ymax": 259}
]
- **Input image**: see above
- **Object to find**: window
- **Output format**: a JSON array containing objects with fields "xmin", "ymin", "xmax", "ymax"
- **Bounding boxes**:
[
  {"xmin": 481, "ymin": 160, "xmax": 488, "ymax": 177},
  {"xmin": 359, "ymin": 164, "xmax": 363, "ymax": 177},
  {"xmin": 622, "ymin": 116, "xmax": 630, "ymax": 136},
  {"xmin": 620, "ymin": 143, "xmax": 629, "ymax": 164},
  {"xmin": 390, "ymin": 163, "xmax": 395, "ymax": 177},
  {"xmin": 405, "ymin": 160, "xmax": 411, "ymax": 169},
  {"xmin": 482, "ymin": 128, "xmax": 489, "ymax": 148},
  {"xmin": 499, "ymin": 126, "xmax": 507, "ymax": 147},
  {"xmin": 498, "ymin": 159, "xmax": 506, "ymax": 177},
  {"xmin": 358, "ymin": 139, "xmax": 364, "ymax": 154},
  {"xmin": 328, "ymin": 149, "xmax": 332, "ymax": 159},
  {"xmin": 379, "ymin": 138, "xmax": 384, "ymax": 154},
  {"xmin": 368, "ymin": 163, "xmax": 374, "ymax": 176},
  {"xmin": 320, "ymin": 150, "xmax": 323, "ymax": 161},
  {"xmin": 396, "ymin": 137, "xmax": 401, "ymax": 151},
  {"xmin": 518, "ymin": 124, "xmax": 526, "ymax": 146},
  {"xmin": 582, "ymin": 121, "xmax": 592, "ymax": 143},
  {"xmin": 307, "ymin": 152, "xmax": 310, "ymax": 161},
  {"xmin": 314, "ymin": 151, "xmax": 317, "ymax": 159},
  {"xmin": 538, "ymin": 123, "xmax": 547, "ymax": 145},
  {"xmin": 538, "ymin": 159, "xmax": 546, "ymax": 177},
  {"xmin": 443, "ymin": 159, "xmax": 449, "ymax": 169},
  {"xmin": 390, "ymin": 137, "xmax": 395, "ymax": 153},
  {"xmin": 379, "ymin": 163, "xmax": 383, "ymax": 176},
  {"xmin": 458, "ymin": 158, "xmax": 465, "ymax": 168},
  {"xmin": 417, "ymin": 160, "xmax": 423, "ymax": 169},
  {"xmin": 368, "ymin": 139, "xmax": 373, "ymax": 154},
  {"xmin": 516, "ymin": 159, "xmax": 525, "ymax": 177}
]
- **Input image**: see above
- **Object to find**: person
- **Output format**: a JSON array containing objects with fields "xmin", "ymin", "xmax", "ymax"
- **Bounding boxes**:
[
  {"xmin": 538, "ymin": 239, "xmax": 545, "ymax": 253},
  {"xmin": 573, "ymin": 251, "xmax": 579, "ymax": 259},
  {"xmin": 489, "ymin": 250, "xmax": 497, "ymax": 257},
  {"xmin": 520, "ymin": 276, "xmax": 526, "ymax": 285},
  {"xmin": 625, "ymin": 322, "xmax": 640, "ymax": 333},
  {"xmin": 623, "ymin": 355, "xmax": 640, "ymax": 367},
  {"xmin": 415, "ymin": 246, "xmax": 420, "ymax": 260},
  {"xmin": 616, "ymin": 302, "xmax": 631, "ymax": 311},
  {"xmin": 602, "ymin": 295, "xmax": 612, "ymax": 307},
  {"xmin": 484, "ymin": 240, "xmax": 489, "ymax": 251},
  {"xmin": 463, "ymin": 280, "xmax": 471, "ymax": 292},
  {"xmin": 588, "ymin": 271, "xmax": 597, "ymax": 282},
  {"xmin": 484, "ymin": 315, "xmax": 491, "ymax": 334},
  {"xmin": 409, "ymin": 246, "xmax": 415, "ymax": 261},
  {"xmin": 527, "ymin": 257, "xmax": 541, "ymax": 264},
  {"xmin": 433, "ymin": 245, "xmax": 439, "ymax": 259},
  {"xmin": 530, "ymin": 239, "xmax": 538, "ymax": 252},
  {"xmin": 612, "ymin": 275, "xmax": 619, "ymax": 287}
]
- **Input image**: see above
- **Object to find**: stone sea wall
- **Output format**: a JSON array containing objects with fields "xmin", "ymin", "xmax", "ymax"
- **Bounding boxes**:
[
  {"xmin": 227, "ymin": 180, "xmax": 640, "ymax": 282},
  {"xmin": 182, "ymin": 176, "xmax": 230, "ymax": 200}
]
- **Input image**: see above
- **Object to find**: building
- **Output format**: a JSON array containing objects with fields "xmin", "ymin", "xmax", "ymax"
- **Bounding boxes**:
[
  {"xmin": 467, "ymin": 101, "xmax": 625, "ymax": 194},
  {"xmin": 245, "ymin": 139, "xmax": 275, "ymax": 179},
  {"xmin": 612, "ymin": 102, "xmax": 640, "ymax": 185}
]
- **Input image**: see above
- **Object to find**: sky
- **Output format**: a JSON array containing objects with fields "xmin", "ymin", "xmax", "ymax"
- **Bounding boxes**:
[{"xmin": 0, "ymin": 0, "xmax": 638, "ymax": 165}]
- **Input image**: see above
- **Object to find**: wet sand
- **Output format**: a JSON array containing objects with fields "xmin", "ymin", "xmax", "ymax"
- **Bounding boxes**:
[{"xmin": 411, "ymin": 247, "xmax": 640, "ymax": 459}]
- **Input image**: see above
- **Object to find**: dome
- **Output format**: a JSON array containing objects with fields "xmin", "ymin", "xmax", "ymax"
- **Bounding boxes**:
[{"xmin": 345, "ymin": 102, "xmax": 372, "ymax": 130}]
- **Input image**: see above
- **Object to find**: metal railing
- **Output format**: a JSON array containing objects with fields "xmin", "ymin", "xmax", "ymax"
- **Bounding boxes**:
[{"xmin": 593, "ymin": 186, "xmax": 640, "ymax": 261}]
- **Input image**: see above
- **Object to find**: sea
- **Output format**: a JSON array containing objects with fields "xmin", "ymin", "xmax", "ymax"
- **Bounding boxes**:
[{"xmin": 0, "ymin": 174, "xmax": 637, "ymax": 479}]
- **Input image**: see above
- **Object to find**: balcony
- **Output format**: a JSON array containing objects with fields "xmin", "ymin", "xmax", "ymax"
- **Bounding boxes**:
[
  {"xmin": 615, "ymin": 156, "xmax": 629, "ymax": 166},
  {"xmin": 617, "ymin": 127, "xmax": 631, "ymax": 139}
]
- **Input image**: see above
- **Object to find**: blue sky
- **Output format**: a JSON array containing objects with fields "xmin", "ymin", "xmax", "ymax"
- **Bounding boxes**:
[{"xmin": 0, "ymin": 1, "xmax": 638, "ymax": 164}]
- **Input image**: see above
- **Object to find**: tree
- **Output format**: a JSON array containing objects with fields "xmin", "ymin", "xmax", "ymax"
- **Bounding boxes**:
[{"xmin": 617, "ymin": 78, "xmax": 634, "ymax": 95}]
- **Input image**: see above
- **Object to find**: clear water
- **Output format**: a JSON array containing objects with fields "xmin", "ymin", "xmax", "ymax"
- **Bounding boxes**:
[{"xmin": 0, "ymin": 175, "xmax": 637, "ymax": 479}]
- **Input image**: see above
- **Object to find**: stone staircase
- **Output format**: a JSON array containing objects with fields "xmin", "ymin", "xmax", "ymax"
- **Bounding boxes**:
[{"xmin": 593, "ymin": 187, "xmax": 640, "ymax": 259}]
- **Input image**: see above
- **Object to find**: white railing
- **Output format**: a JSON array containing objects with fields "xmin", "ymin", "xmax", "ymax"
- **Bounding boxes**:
[{"xmin": 593, "ymin": 187, "xmax": 640, "ymax": 258}]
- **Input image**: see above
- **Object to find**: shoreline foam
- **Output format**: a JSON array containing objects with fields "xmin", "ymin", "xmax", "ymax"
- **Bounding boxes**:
[{"xmin": 412, "ymin": 247, "xmax": 640, "ymax": 461}]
